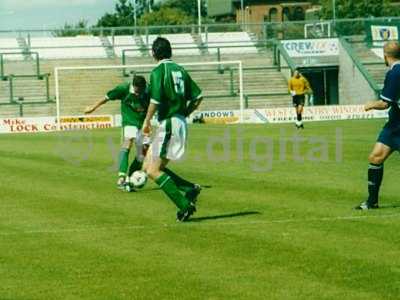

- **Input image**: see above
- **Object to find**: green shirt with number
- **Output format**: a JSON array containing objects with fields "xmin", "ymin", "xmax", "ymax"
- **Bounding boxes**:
[
  {"xmin": 150, "ymin": 59, "xmax": 202, "ymax": 121},
  {"xmin": 106, "ymin": 82, "xmax": 150, "ymax": 128}
]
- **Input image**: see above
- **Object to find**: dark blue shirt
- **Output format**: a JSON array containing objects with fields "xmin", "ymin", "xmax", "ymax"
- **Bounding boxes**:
[{"xmin": 380, "ymin": 62, "xmax": 400, "ymax": 128}]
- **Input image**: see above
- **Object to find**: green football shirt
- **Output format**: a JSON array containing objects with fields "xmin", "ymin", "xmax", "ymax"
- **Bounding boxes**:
[
  {"xmin": 106, "ymin": 82, "xmax": 150, "ymax": 128},
  {"xmin": 150, "ymin": 59, "xmax": 202, "ymax": 121}
]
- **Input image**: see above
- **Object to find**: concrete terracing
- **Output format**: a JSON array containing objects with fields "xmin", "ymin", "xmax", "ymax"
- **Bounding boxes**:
[{"xmin": 0, "ymin": 50, "xmax": 291, "ymax": 118}]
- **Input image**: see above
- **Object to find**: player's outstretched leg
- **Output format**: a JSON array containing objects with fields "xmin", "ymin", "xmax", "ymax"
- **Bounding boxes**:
[
  {"xmin": 145, "ymin": 156, "xmax": 195, "ymax": 222},
  {"xmin": 163, "ymin": 168, "xmax": 201, "ymax": 203},
  {"xmin": 117, "ymin": 138, "xmax": 133, "ymax": 189},
  {"xmin": 368, "ymin": 163, "xmax": 384, "ymax": 205},
  {"xmin": 355, "ymin": 142, "xmax": 391, "ymax": 210},
  {"xmin": 356, "ymin": 163, "xmax": 383, "ymax": 210},
  {"xmin": 128, "ymin": 157, "xmax": 143, "ymax": 177},
  {"xmin": 163, "ymin": 168, "xmax": 201, "ymax": 211},
  {"xmin": 117, "ymin": 148, "xmax": 130, "ymax": 188},
  {"xmin": 163, "ymin": 168, "xmax": 194, "ymax": 191},
  {"xmin": 154, "ymin": 173, "xmax": 195, "ymax": 221},
  {"xmin": 128, "ymin": 137, "xmax": 150, "ymax": 176}
]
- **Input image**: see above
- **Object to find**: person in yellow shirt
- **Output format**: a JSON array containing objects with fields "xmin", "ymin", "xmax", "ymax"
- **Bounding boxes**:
[{"xmin": 288, "ymin": 69, "xmax": 312, "ymax": 129}]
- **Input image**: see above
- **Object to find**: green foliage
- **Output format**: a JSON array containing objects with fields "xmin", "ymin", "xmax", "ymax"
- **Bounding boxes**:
[
  {"xmin": 316, "ymin": 0, "xmax": 400, "ymax": 36},
  {"xmin": 320, "ymin": 0, "xmax": 397, "ymax": 19},
  {"xmin": 138, "ymin": 7, "xmax": 192, "ymax": 32},
  {"xmin": 52, "ymin": 19, "xmax": 89, "ymax": 37},
  {"xmin": 96, "ymin": 0, "xmax": 135, "ymax": 27},
  {"xmin": 94, "ymin": 0, "xmax": 203, "ymax": 34},
  {"xmin": 157, "ymin": 0, "xmax": 207, "ymax": 18}
]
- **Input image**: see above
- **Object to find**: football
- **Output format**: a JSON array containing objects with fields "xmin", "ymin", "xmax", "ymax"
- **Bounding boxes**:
[{"xmin": 130, "ymin": 171, "xmax": 148, "ymax": 189}]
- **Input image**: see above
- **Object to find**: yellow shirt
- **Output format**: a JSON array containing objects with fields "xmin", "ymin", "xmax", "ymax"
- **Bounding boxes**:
[{"xmin": 288, "ymin": 76, "xmax": 311, "ymax": 96}]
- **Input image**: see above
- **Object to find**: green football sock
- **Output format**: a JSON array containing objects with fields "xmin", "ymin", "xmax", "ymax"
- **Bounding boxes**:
[
  {"xmin": 118, "ymin": 148, "xmax": 130, "ymax": 176},
  {"xmin": 128, "ymin": 157, "xmax": 143, "ymax": 176},
  {"xmin": 164, "ymin": 168, "xmax": 195, "ymax": 193},
  {"xmin": 155, "ymin": 173, "xmax": 190, "ymax": 211}
]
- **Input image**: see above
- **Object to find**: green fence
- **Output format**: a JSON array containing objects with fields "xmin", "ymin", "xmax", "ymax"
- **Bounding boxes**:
[
  {"xmin": 2, "ymin": 17, "xmax": 400, "ymax": 42},
  {"xmin": 0, "ymin": 52, "xmax": 41, "ymax": 79},
  {"xmin": 2, "ymin": 74, "xmax": 53, "ymax": 103}
]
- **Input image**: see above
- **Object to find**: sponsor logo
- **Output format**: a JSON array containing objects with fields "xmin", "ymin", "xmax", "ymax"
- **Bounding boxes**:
[
  {"xmin": 282, "ymin": 39, "xmax": 339, "ymax": 57},
  {"xmin": 371, "ymin": 25, "xmax": 399, "ymax": 47},
  {"xmin": 197, "ymin": 111, "xmax": 239, "ymax": 124},
  {"xmin": 380, "ymin": 28, "xmax": 391, "ymax": 40},
  {"xmin": 199, "ymin": 111, "xmax": 235, "ymax": 118},
  {"xmin": 0, "ymin": 115, "xmax": 114, "ymax": 134},
  {"xmin": 59, "ymin": 116, "xmax": 112, "ymax": 123}
]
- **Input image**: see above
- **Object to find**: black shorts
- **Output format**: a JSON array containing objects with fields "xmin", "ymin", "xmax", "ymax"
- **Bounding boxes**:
[
  {"xmin": 292, "ymin": 95, "xmax": 305, "ymax": 107},
  {"xmin": 377, "ymin": 125, "xmax": 400, "ymax": 150}
]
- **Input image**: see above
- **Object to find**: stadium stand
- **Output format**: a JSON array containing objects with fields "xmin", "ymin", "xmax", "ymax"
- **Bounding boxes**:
[
  {"xmin": 54, "ymin": 67, "xmax": 290, "ymax": 115},
  {"xmin": 109, "ymin": 35, "xmax": 142, "ymax": 57},
  {"xmin": 0, "ymin": 103, "xmax": 56, "ymax": 118},
  {"xmin": 11, "ymin": 76, "xmax": 50, "ymax": 102},
  {"xmin": 0, "ymin": 76, "xmax": 55, "ymax": 118},
  {"xmin": 143, "ymin": 34, "xmax": 200, "ymax": 56},
  {"xmin": 0, "ymin": 39, "xmax": 24, "ymax": 60},
  {"xmin": 2, "ymin": 60, "xmax": 39, "ymax": 76},
  {"xmin": 0, "ymin": 31, "xmax": 293, "ymax": 117},
  {"xmin": 0, "ymin": 80, "xmax": 10, "ymax": 103},
  {"xmin": 30, "ymin": 36, "xmax": 108, "ymax": 59},
  {"xmin": 202, "ymin": 32, "xmax": 258, "ymax": 54},
  {"xmin": 0, "ymin": 55, "xmax": 292, "ymax": 117},
  {"xmin": 371, "ymin": 48, "xmax": 384, "ymax": 59},
  {"xmin": 349, "ymin": 40, "xmax": 386, "ymax": 86}
]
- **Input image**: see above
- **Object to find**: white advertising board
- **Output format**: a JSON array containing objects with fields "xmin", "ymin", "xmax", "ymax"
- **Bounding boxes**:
[
  {"xmin": 0, "ymin": 106, "xmax": 389, "ymax": 134},
  {"xmin": 282, "ymin": 38, "xmax": 339, "ymax": 57},
  {"xmin": 195, "ymin": 105, "xmax": 387, "ymax": 125},
  {"xmin": 0, "ymin": 115, "xmax": 114, "ymax": 134}
]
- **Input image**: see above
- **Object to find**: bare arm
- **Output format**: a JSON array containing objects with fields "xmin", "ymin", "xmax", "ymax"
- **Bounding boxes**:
[
  {"xmin": 142, "ymin": 102, "xmax": 158, "ymax": 135},
  {"xmin": 84, "ymin": 98, "xmax": 108, "ymax": 114},
  {"xmin": 364, "ymin": 100, "xmax": 390, "ymax": 111}
]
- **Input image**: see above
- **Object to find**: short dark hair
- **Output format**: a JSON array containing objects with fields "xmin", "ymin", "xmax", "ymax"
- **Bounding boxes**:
[
  {"xmin": 132, "ymin": 75, "xmax": 146, "ymax": 90},
  {"xmin": 152, "ymin": 37, "xmax": 172, "ymax": 60}
]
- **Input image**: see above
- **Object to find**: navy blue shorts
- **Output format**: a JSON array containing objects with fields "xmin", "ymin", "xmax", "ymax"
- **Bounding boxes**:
[{"xmin": 377, "ymin": 125, "xmax": 400, "ymax": 150}]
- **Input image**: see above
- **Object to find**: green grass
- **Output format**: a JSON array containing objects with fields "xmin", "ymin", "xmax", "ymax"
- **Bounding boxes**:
[{"xmin": 1, "ymin": 119, "xmax": 400, "ymax": 300}]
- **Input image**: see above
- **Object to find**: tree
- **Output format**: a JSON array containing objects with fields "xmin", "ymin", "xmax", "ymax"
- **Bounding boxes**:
[
  {"xmin": 53, "ymin": 19, "xmax": 88, "ymax": 37},
  {"xmin": 96, "ymin": 0, "xmax": 141, "ymax": 28},
  {"xmin": 158, "ymin": 0, "xmax": 207, "ymax": 19},
  {"xmin": 320, "ymin": 0, "xmax": 396, "ymax": 19},
  {"xmin": 318, "ymin": 0, "xmax": 400, "ymax": 36},
  {"xmin": 138, "ymin": 7, "xmax": 192, "ymax": 32},
  {"xmin": 94, "ymin": 0, "xmax": 204, "ymax": 34}
]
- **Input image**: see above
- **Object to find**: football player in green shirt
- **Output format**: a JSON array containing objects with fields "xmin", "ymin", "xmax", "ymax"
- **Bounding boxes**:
[
  {"xmin": 85, "ymin": 75, "xmax": 150, "ymax": 189},
  {"xmin": 142, "ymin": 37, "xmax": 203, "ymax": 222}
]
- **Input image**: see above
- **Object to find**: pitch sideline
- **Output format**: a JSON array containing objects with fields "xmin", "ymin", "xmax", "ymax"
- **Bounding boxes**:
[{"xmin": 0, "ymin": 212, "xmax": 399, "ymax": 236}]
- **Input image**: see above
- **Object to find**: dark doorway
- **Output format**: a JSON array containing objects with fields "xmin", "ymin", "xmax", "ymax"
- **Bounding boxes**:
[
  {"xmin": 269, "ymin": 8, "xmax": 279, "ymax": 22},
  {"xmin": 299, "ymin": 67, "xmax": 339, "ymax": 105}
]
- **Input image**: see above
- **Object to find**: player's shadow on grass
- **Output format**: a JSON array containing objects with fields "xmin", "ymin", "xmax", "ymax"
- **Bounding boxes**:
[
  {"xmin": 188, "ymin": 211, "xmax": 261, "ymax": 223},
  {"xmin": 139, "ymin": 185, "xmax": 213, "ymax": 193}
]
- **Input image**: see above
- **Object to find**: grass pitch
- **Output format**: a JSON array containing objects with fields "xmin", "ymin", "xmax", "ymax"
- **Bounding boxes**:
[{"xmin": 1, "ymin": 119, "xmax": 400, "ymax": 300}]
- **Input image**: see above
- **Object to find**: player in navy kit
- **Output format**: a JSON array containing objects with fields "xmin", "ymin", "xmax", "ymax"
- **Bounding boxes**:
[{"xmin": 355, "ymin": 41, "xmax": 400, "ymax": 210}]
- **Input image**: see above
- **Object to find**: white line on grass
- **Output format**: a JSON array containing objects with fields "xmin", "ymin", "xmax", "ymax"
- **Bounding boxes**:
[{"xmin": 1, "ymin": 213, "xmax": 400, "ymax": 236}]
